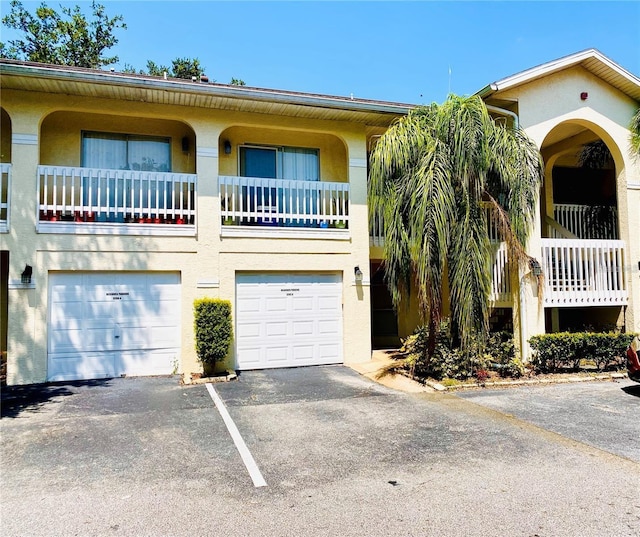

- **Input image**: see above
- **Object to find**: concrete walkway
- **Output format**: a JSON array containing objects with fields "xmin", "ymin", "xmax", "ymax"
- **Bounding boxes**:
[{"xmin": 347, "ymin": 349, "xmax": 435, "ymax": 393}]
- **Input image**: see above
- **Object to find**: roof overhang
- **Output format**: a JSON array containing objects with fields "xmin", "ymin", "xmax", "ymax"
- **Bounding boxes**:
[
  {"xmin": 0, "ymin": 59, "xmax": 413, "ymax": 127},
  {"xmin": 477, "ymin": 49, "xmax": 640, "ymax": 102}
]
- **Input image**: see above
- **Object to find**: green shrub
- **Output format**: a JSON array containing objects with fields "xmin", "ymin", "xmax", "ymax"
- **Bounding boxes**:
[
  {"xmin": 528, "ymin": 332, "xmax": 635, "ymax": 373},
  {"xmin": 401, "ymin": 319, "xmax": 512, "ymax": 381},
  {"xmin": 194, "ymin": 298, "xmax": 233, "ymax": 365}
]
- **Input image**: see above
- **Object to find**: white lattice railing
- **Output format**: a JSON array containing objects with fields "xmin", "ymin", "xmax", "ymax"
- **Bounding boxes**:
[
  {"xmin": 490, "ymin": 242, "xmax": 511, "ymax": 304},
  {"xmin": 37, "ymin": 166, "xmax": 197, "ymax": 224},
  {"xmin": 541, "ymin": 239, "xmax": 627, "ymax": 306},
  {"xmin": 219, "ymin": 175, "xmax": 349, "ymax": 229},
  {"xmin": 0, "ymin": 163, "xmax": 10, "ymax": 231},
  {"xmin": 552, "ymin": 204, "xmax": 618, "ymax": 239}
]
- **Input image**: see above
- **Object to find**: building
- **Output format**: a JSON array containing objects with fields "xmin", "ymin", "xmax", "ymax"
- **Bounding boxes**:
[{"xmin": 1, "ymin": 49, "xmax": 638, "ymax": 385}]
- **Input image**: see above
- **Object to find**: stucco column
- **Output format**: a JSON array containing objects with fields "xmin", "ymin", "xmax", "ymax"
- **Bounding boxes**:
[
  {"xmin": 5, "ymin": 120, "xmax": 42, "ymax": 384},
  {"xmin": 343, "ymin": 133, "xmax": 372, "ymax": 363}
]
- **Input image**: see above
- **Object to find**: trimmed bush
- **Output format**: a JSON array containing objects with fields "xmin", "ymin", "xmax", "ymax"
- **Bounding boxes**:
[
  {"xmin": 528, "ymin": 332, "xmax": 635, "ymax": 373},
  {"xmin": 194, "ymin": 298, "xmax": 233, "ymax": 365}
]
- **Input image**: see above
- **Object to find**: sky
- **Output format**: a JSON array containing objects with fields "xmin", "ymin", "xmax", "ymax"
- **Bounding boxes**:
[{"xmin": 1, "ymin": 1, "xmax": 639, "ymax": 105}]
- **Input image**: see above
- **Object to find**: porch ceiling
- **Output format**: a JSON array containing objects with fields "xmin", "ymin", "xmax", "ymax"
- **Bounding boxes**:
[{"xmin": 0, "ymin": 60, "xmax": 411, "ymax": 128}]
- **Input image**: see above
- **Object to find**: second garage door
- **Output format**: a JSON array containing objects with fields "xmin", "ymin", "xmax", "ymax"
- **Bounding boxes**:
[{"xmin": 235, "ymin": 273, "xmax": 343, "ymax": 370}]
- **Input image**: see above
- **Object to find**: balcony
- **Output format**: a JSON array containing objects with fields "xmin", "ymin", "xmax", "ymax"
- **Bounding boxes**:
[
  {"xmin": 219, "ymin": 175, "xmax": 349, "ymax": 239},
  {"xmin": 1, "ymin": 163, "xmax": 10, "ymax": 232},
  {"xmin": 541, "ymin": 238, "xmax": 627, "ymax": 307},
  {"xmin": 37, "ymin": 166, "xmax": 197, "ymax": 236}
]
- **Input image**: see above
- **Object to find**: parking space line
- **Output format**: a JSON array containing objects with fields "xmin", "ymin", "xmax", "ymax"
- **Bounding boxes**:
[{"xmin": 206, "ymin": 383, "xmax": 267, "ymax": 488}]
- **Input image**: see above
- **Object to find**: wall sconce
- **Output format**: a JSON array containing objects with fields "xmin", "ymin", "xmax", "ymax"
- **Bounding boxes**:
[
  {"xmin": 21, "ymin": 264, "xmax": 32, "ymax": 284},
  {"xmin": 224, "ymin": 140, "xmax": 232, "ymax": 155},
  {"xmin": 580, "ymin": 92, "xmax": 588, "ymax": 100},
  {"xmin": 529, "ymin": 259, "xmax": 542, "ymax": 276},
  {"xmin": 354, "ymin": 266, "xmax": 363, "ymax": 282}
]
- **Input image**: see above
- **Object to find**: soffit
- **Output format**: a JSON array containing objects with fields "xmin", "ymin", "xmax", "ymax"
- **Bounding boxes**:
[
  {"xmin": 478, "ymin": 49, "xmax": 640, "ymax": 103},
  {"xmin": 0, "ymin": 60, "xmax": 412, "ymax": 127}
]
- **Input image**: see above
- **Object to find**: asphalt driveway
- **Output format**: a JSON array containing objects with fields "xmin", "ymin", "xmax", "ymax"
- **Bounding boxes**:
[{"xmin": 1, "ymin": 367, "xmax": 639, "ymax": 537}]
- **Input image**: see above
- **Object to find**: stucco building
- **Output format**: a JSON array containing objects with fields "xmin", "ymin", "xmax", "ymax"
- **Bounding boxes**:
[{"xmin": 1, "ymin": 49, "xmax": 638, "ymax": 385}]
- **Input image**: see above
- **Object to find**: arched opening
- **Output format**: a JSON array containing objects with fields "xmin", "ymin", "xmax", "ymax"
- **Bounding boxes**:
[
  {"xmin": 37, "ymin": 111, "xmax": 196, "ymax": 227},
  {"xmin": 218, "ymin": 126, "xmax": 349, "ymax": 230},
  {"xmin": 539, "ymin": 120, "xmax": 627, "ymax": 333}
]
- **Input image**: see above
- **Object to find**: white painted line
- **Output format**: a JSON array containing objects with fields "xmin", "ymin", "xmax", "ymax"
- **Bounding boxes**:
[{"xmin": 206, "ymin": 383, "xmax": 267, "ymax": 488}]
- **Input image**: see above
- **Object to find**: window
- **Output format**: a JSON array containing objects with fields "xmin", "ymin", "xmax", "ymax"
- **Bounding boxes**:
[
  {"xmin": 240, "ymin": 145, "xmax": 319, "ymax": 181},
  {"xmin": 82, "ymin": 132, "xmax": 171, "ymax": 172}
]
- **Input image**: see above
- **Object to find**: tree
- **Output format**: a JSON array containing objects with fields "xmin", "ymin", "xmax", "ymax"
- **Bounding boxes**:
[
  {"xmin": 368, "ymin": 95, "xmax": 543, "ymax": 361},
  {"xmin": 230, "ymin": 78, "xmax": 246, "ymax": 86},
  {"xmin": 135, "ymin": 57, "xmax": 205, "ymax": 80},
  {"xmin": 630, "ymin": 108, "xmax": 640, "ymax": 159},
  {"xmin": 1, "ymin": 0, "xmax": 126, "ymax": 68}
]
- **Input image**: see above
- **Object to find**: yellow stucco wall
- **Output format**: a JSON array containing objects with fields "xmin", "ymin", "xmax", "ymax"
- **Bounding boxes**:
[
  {"xmin": 1, "ymin": 87, "xmax": 374, "ymax": 384},
  {"xmin": 492, "ymin": 65, "xmax": 640, "ymax": 345}
]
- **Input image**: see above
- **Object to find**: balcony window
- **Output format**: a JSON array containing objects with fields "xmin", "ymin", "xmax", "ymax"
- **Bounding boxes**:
[
  {"xmin": 82, "ymin": 132, "xmax": 171, "ymax": 172},
  {"xmin": 240, "ymin": 145, "xmax": 319, "ymax": 182}
]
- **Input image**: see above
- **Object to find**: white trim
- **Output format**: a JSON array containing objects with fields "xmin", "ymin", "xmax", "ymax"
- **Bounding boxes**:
[
  {"xmin": 221, "ymin": 226, "xmax": 350, "ymax": 240},
  {"xmin": 349, "ymin": 158, "xmax": 367, "ymax": 168},
  {"xmin": 12, "ymin": 133, "xmax": 38, "ymax": 145},
  {"xmin": 628, "ymin": 182, "xmax": 640, "ymax": 191},
  {"xmin": 8, "ymin": 279, "xmax": 36, "ymax": 289},
  {"xmin": 196, "ymin": 279, "xmax": 220, "ymax": 288},
  {"xmin": 197, "ymin": 146, "xmax": 218, "ymax": 158},
  {"xmin": 37, "ymin": 222, "xmax": 197, "ymax": 237},
  {"xmin": 206, "ymin": 383, "xmax": 267, "ymax": 488}
]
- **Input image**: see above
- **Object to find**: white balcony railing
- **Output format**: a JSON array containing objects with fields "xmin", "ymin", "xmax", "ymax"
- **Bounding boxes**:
[
  {"xmin": 541, "ymin": 239, "xmax": 627, "ymax": 307},
  {"xmin": 552, "ymin": 204, "xmax": 618, "ymax": 239},
  {"xmin": 490, "ymin": 242, "xmax": 511, "ymax": 305},
  {"xmin": 37, "ymin": 166, "xmax": 197, "ymax": 233},
  {"xmin": 0, "ymin": 163, "xmax": 10, "ymax": 232},
  {"xmin": 219, "ymin": 175, "xmax": 349, "ymax": 231}
]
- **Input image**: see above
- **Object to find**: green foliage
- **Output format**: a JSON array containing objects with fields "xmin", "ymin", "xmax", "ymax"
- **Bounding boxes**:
[
  {"xmin": 400, "ymin": 319, "xmax": 517, "ymax": 381},
  {"xmin": 630, "ymin": 108, "xmax": 640, "ymax": 159},
  {"xmin": 368, "ymin": 95, "xmax": 543, "ymax": 360},
  {"xmin": 230, "ymin": 78, "xmax": 246, "ymax": 86},
  {"xmin": 1, "ymin": 0, "xmax": 126, "ymax": 68},
  {"xmin": 528, "ymin": 332, "xmax": 635, "ymax": 373},
  {"xmin": 193, "ymin": 298, "xmax": 233, "ymax": 365},
  {"xmin": 136, "ymin": 57, "xmax": 206, "ymax": 80}
]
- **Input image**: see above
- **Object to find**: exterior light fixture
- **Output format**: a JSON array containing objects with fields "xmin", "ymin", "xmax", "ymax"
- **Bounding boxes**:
[
  {"xmin": 580, "ymin": 92, "xmax": 588, "ymax": 100},
  {"xmin": 21, "ymin": 264, "xmax": 32, "ymax": 284},
  {"xmin": 530, "ymin": 259, "xmax": 542, "ymax": 277},
  {"xmin": 354, "ymin": 266, "xmax": 363, "ymax": 282},
  {"xmin": 224, "ymin": 140, "xmax": 232, "ymax": 155}
]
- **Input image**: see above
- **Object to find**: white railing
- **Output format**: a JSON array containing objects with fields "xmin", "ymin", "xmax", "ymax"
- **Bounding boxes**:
[
  {"xmin": 219, "ymin": 175, "xmax": 349, "ymax": 229},
  {"xmin": 490, "ymin": 242, "xmax": 511, "ymax": 304},
  {"xmin": 552, "ymin": 204, "xmax": 618, "ymax": 239},
  {"xmin": 0, "ymin": 163, "xmax": 10, "ymax": 231},
  {"xmin": 37, "ymin": 166, "xmax": 197, "ymax": 225},
  {"xmin": 541, "ymin": 239, "xmax": 627, "ymax": 306}
]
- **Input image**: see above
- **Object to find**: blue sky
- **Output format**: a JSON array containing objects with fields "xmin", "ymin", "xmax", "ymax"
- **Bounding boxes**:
[{"xmin": 2, "ymin": 1, "xmax": 639, "ymax": 104}]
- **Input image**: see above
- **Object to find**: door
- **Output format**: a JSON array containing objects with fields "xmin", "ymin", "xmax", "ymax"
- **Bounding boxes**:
[
  {"xmin": 235, "ymin": 273, "xmax": 343, "ymax": 370},
  {"xmin": 47, "ymin": 272, "xmax": 181, "ymax": 381}
]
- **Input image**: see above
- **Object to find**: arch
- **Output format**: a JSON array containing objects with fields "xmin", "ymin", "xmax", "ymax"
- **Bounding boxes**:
[
  {"xmin": 39, "ymin": 110, "xmax": 197, "ymax": 173},
  {"xmin": 1, "ymin": 108, "xmax": 12, "ymax": 163},
  {"xmin": 218, "ymin": 125, "xmax": 348, "ymax": 182}
]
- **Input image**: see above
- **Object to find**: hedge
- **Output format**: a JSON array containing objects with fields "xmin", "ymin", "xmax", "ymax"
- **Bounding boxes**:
[
  {"xmin": 528, "ymin": 332, "xmax": 635, "ymax": 373},
  {"xmin": 194, "ymin": 298, "xmax": 233, "ymax": 365}
]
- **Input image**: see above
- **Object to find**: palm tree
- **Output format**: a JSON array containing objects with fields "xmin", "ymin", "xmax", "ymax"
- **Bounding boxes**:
[
  {"xmin": 368, "ymin": 95, "xmax": 543, "ymax": 361},
  {"xmin": 630, "ymin": 108, "xmax": 640, "ymax": 158}
]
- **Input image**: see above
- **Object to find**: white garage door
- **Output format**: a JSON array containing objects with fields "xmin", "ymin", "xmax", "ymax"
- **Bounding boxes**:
[
  {"xmin": 48, "ymin": 272, "xmax": 181, "ymax": 381},
  {"xmin": 236, "ymin": 273, "xmax": 343, "ymax": 370}
]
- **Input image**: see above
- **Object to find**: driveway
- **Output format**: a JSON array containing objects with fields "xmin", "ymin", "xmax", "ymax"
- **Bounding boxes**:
[{"xmin": 1, "ymin": 367, "xmax": 639, "ymax": 537}]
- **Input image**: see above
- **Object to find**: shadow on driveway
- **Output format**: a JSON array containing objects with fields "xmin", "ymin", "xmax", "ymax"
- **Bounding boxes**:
[
  {"xmin": 1, "ymin": 379, "xmax": 113, "ymax": 418},
  {"xmin": 621, "ymin": 383, "xmax": 640, "ymax": 397}
]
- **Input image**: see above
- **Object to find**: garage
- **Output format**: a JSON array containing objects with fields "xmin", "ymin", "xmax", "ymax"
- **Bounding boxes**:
[
  {"xmin": 235, "ymin": 273, "xmax": 343, "ymax": 370},
  {"xmin": 48, "ymin": 272, "xmax": 181, "ymax": 381}
]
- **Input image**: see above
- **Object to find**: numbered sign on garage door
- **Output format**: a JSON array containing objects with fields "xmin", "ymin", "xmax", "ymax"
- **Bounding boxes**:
[
  {"xmin": 48, "ymin": 272, "xmax": 181, "ymax": 381},
  {"xmin": 235, "ymin": 273, "xmax": 343, "ymax": 370}
]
